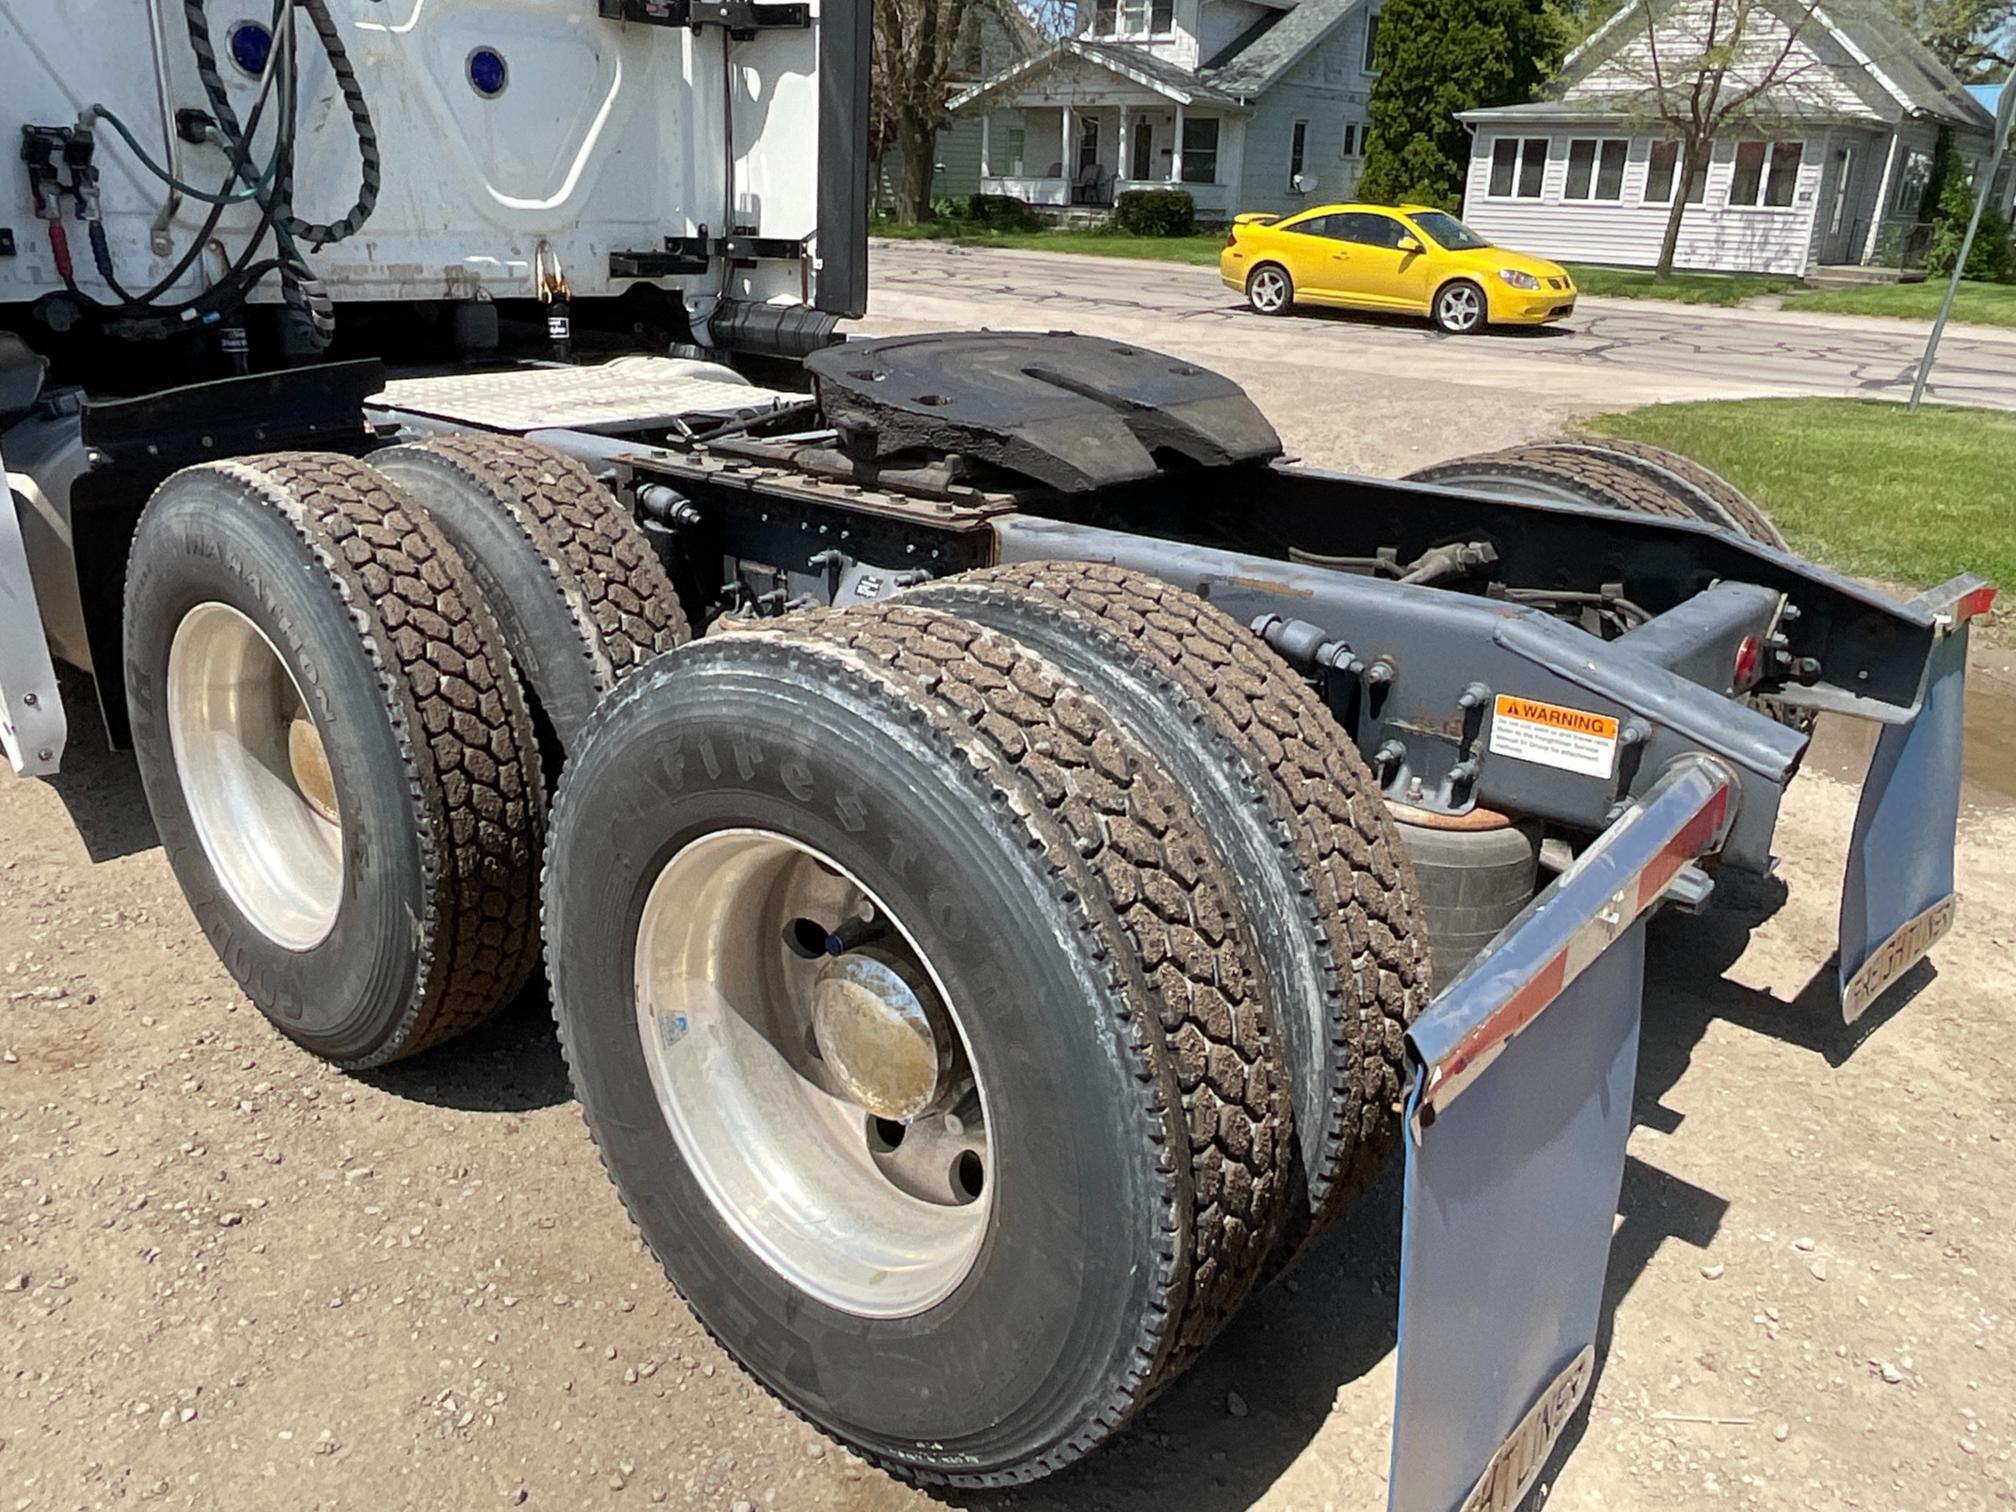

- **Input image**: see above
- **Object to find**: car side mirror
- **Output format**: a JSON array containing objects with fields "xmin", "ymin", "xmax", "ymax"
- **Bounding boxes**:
[{"xmin": 1397, "ymin": 235, "xmax": 1421, "ymax": 253}]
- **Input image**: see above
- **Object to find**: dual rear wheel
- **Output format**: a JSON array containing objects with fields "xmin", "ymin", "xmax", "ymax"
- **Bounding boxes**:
[{"xmin": 122, "ymin": 452, "xmax": 1427, "ymax": 1485}]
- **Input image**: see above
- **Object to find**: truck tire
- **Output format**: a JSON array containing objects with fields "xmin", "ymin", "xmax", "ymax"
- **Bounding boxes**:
[
  {"xmin": 1410, "ymin": 445, "xmax": 1812, "ymax": 729},
  {"xmin": 1406, "ymin": 448, "xmax": 1699, "ymax": 521},
  {"xmin": 1546, "ymin": 436, "xmax": 1787, "ymax": 548},
  {"xmin": 902, "ymin": 564, "xmax": 1426, "ymax": 1235},
  {"xmin": 544, "ymin": 611, "xmax": 1198, "ymax": 1485},
  {"xmin": 123, "ymin": 454, "xmax": 544, "ymax": 1067},
  {"xmin": 367, "ymin": 435, "xmax": 689, "ymax": 754}
]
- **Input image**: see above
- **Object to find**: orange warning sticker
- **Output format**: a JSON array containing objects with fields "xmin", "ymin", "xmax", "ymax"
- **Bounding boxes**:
[{"xmin": 1489, "ymin": 695, "xmax": 1620, "ymax": 779}]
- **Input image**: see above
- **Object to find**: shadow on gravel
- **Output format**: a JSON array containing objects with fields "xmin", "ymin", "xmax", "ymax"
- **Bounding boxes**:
[
  {"xmin": 44, "ymin": 667, "xmax": 159, "ymax": 863},
  {"xmin": 359, "ymin": 980, "xmax": 575, "ymax": 1114}
]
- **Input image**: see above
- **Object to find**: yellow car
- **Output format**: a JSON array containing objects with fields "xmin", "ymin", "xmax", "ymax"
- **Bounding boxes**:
[{"xmin": 1220, "ymin": 203, "xmax": 1576, "ymax": 334}]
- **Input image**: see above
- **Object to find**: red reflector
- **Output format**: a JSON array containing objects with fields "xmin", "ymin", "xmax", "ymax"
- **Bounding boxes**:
[
  {"xmin": 1956, "ymin": 584, "xmax": 1997, "ymax": 624},
  {"xmin": 1732, "ymin": 634, "xmax": 1761, "ymax": 690},
  {"xmin": 1225, "ymin": 229, "xmax": 1238, "ymax": 248}
]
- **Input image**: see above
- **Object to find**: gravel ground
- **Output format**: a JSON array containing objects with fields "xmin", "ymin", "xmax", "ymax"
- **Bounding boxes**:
[{"xmin": 4, "ymin": 385, "xmax": 2014, "ymax": 1510}]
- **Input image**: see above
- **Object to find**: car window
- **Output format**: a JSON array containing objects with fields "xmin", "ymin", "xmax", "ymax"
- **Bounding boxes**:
[
  {"xmin": 1333, "ymin": 212, "xmax": 1408, "ymax": 249},
  {"xmin": 1279, "ymin": 213, "xmax": 1335, "ymax": 238},
  {"xmin": 1407, "ymin": 210, "xmax": 1491, "ymax": 251}
]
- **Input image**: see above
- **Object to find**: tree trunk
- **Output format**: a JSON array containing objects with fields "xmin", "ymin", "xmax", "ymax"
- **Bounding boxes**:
[
  {"xmin": 892, "ymin": 105, "xmax": 939, "ymax": 225},
  {"xmin": 1655, "ymin": 137, "xmax": 1703, "ymax": 278}
]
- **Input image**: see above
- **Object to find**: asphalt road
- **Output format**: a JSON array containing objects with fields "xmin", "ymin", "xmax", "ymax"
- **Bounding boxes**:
[{"xmin": 862, "ymin": 241, "xmax": 2016, "ymax": 426}]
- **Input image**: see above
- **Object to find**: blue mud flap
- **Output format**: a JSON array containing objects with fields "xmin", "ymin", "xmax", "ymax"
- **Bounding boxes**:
[
  {"xmin": 1837, "ymin": 575, "xmax": 1991, "ymax": 1022},
  {"xmin": 1388, "ymin": 758, "xmax": 1735, "ymax": 1512}
]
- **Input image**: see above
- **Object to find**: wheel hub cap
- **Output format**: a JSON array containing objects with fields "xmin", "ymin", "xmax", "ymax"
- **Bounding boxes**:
[{"xmin": 812, "ymin": 950, "xmax": 949, "ymax": 1122}]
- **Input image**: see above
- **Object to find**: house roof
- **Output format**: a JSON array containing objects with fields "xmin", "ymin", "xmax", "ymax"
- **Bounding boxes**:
[
  {"xmin": 1555, "ymin": 0, "xmax": 1993, "ymax": 134},
  {"xmin": 1201, "ymin": 0, "xmax": 1362, "ymax": 96},
  {"xmin": 948, "ymin": 36, "xmax": 1246, "ymax": 112},
  {"xmin": 1816, "ymin": 0, "xmax": 1993, "ymax": 129},
  {"xmin": 949, "ymin": 0, "xmax": 1364, "ymax": 113}
]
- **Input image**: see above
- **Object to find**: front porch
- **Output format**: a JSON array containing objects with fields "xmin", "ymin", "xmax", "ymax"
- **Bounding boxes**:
[{"xmin": 953, "ymin": 38, "xmax": 1245, "ymax": 220}]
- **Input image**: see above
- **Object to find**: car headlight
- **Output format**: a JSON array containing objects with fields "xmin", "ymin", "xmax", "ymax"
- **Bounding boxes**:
[{"xmin": 1497, "ymin": 268, "xmax": 1542, "ymax": 290}]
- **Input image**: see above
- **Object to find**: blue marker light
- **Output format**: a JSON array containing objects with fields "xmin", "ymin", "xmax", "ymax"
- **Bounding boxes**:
[
  {"xmin": 227, "ymin": 20, "xmax": 274, "ymax": 77},
  {"xmin": 468, "ymin": 47, "xmax": 509, "ymax": 99}
]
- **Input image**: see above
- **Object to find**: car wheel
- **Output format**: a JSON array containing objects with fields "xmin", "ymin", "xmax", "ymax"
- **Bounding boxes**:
[
  {"xmin": 1246, "ymin": 264, "xmax": 1294, "ymax": 316},
  {"xmin": 1432, "ymin": 280, "xmax": 1487, "ymax": 335}
]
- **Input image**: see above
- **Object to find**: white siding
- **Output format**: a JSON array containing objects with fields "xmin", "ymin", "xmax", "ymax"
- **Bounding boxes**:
[
  {"xmin": 1234, "ymin": 6, "xmax": 1375, "ymax": 216},
  {"xmin": 1569, "ymin": 0, "xmax": 1890, "ymax": 122},
  {"xmin": 1460, "ymin": 127, "xmax": 1827, "ymax": 274}
]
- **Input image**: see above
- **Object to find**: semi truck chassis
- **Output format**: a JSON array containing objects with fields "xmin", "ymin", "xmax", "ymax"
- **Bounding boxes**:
[{"xmin": 0, "ymin": 337, "xmax": 1990, "ymax": 1507}]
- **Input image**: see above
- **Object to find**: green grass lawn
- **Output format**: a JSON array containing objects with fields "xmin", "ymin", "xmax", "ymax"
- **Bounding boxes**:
[
  {"xmin": 872, "ymin": 220, "xmax": 1226, "ymax": 267},
  {"xmin": 1561, "ymin": 264, "xmax": 1808, "ymax": 306},
  {"xmin": 1781, "ymin": 279, "xmax": 2016, "ymax": 329},
  {"xmin": 1584, "ymin": 399, "xmax": 2016, "ymax": 594}
]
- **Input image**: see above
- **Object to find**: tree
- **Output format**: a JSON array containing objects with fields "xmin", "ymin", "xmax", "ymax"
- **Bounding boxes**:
[
  {"xmin": 1890, "ymin": 0, "xmax": 2015, "ymax": 80},
  {"xmin": 1357, "ymin": 0, "xmax": 1567, "ymax": 210},
  {"xmin": 872, "ymin": 0, "xmax": 1054, "ymax": 224},
  {"xmin": 1607, "ymin": 0, "xmax": 1838, "ymax": 276}
]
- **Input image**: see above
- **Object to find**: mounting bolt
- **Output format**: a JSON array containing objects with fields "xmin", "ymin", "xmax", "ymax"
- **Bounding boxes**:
[
  {"xmin": 21, "ymin": 692, "xmax": 36, "ymax": 706},
  {"xmin": 1456, "ymin": 681, "xmax": 1491, "ymax": 711},
  {"xmin": 1620, "ymin": 719, "xmax": 1652, "ymax": 747},
  {"xmin": 1364, "ymin": 658, "xmax": 1396, "ymax": 687},
  {"xmin": 1373, "ymin": 739, "xmax": 1406, "ymax": 771}
]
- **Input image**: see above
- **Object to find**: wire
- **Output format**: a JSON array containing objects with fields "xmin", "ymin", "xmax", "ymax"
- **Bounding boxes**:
[{"xmin": 81, "ymin": 103, "xmax": 277, "ymax": 205}]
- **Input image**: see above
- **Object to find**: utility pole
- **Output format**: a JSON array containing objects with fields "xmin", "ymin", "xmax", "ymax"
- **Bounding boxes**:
[{"xmin": 1910, "ymin": 83, "xmax": 2016, "ymax": 411}]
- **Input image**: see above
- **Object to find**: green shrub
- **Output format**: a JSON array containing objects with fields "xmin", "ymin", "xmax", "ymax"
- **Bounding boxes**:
[
  {"xmin": 1112, "ymin": 189, "xmax": 1196, "ymax": 237},
  {"xmin": 1927, "ymin": 172, "xmax": 2016, "ymax": 283},
  {"xmin": 966, "ymin": 193, "xmax": 1044, "ymax": 231}
]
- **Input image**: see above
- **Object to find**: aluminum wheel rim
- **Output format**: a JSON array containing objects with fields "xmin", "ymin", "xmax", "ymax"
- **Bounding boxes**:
[
  {"xmin": 166, "ymin": 602, "xmax": 344, "ymax": 952},
  {"xmin": 1250, "ymin": 267, "xmax": 1288, "ymax": 312},
  {"xmin": 1440, "ymin": 284, "xmax": 1483, "ymax": 331},
  {"xmin": 633, "ymin": 829, "xmax": 995, "ymax": 1318}
]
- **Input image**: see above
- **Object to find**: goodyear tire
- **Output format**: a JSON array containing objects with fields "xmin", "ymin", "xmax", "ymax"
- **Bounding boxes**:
[
  {"xmin": 123, "ymin": 454, "xmax": 544, "ymax": 1067},
  {"xmin": 368, "ymin": 435, "xmax": 689, "ymax": 754},
  {"xmin": 546, "ymin": 608, "xmax": 1209, "ymax": 1485},
  {"xmin": 902, "ymin": 564, "xmax": 1426, "ymax": 1240}
]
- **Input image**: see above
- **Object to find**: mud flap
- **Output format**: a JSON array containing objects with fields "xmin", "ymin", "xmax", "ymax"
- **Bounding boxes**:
[
  {"xmin": 0, "ymin": 441, "xmax": 66, "ymax": 777},
  {"xmin": 1836, "ymin": 574, "xmax": 1990, "ymax": 1022},
  {"xmin": 1388, "ymin": 758, "xmax": 1734, "ymax": 1512}
]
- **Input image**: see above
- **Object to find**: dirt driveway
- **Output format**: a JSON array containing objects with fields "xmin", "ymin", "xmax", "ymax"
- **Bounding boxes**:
[{"xmin": 5, "ymin": 428, "xmax": 2015, "ymax": 1510}]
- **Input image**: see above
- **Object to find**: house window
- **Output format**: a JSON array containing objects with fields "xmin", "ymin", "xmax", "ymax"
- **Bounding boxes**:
[
  {"xmin": 1488, "ymin": 137, "xmax": 1547, "ymax": 198},
  {"xmin": 1079, "ymin": 116, "xmax": 1100, "ymax": 174},
  {"xmin": 1729, "ymin": 140, "xmax": 1802, "ymax": 207},
  {"xmin": 1151, "ymin": 0, "xmax": 1173, "ymax": 31},
  {"xmin": 1764, "ymin": 141, "xmax": 1802, "ymax": 206},
  {"xmin": 1094, "ymin": 0, "xmax": 1116, "ymax": 32},
  {"xmin": 1289, "ymin": 121, "xmax": 1308, "ymax": 188},
  {"xmin": 1645, "ymin": 140, "xmax": 1677, "ymax": 202},
  {"xmin": 1895, "ymin": 151, "xmax": 1933, "ymax": 215},
  {"xmin": 1563, "ymin": 138, "xmax": 1628, "ymax": 201},
  {"xmin": 1004, "ymin": 124, "xmax": 1026, "ymax": 177},
  {"xmin": 1363, "ymin": 11, "xmax": 1381, "ymax": 71},
  {"xmin": 1728, "ymin": 141, "xmax": 1766, "ymax": 205},
  {"xmin": 1341, "ymin": 121, "xmax": 1362, "ymax": 158},
  {"xmin": 1120, "ymin": 0, "xmax": 1148, "ymax": 34},
  {"xmin": 1181, "ymin": 116, "xmax": 1219, "ymax": 185}
]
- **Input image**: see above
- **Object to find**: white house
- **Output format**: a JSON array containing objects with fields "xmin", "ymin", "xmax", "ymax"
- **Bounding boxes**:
[
  {"xmin": 1456, "ymin": 0, "xmax": 2001, "ymax": 275},
  {"xmin": 947, "ymin": 0, "xmax": 1381, "ymax": 221}
]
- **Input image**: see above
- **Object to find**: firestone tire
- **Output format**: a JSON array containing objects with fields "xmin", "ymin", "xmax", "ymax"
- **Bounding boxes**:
[
  {"xmin": 123, "ymin": 454, "xmax": 544, "ymax": 1068},
  {"xmin": 543, "ymin": 613, "xmax": 1192, "ymax": 1487},
  {"xmin": 902, "ymin": 564, "xmax": 1427, "ymax": 1243},
  {"xmin": 368, "ymin": 436, "xmax": 689, "ymax": 755}
]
